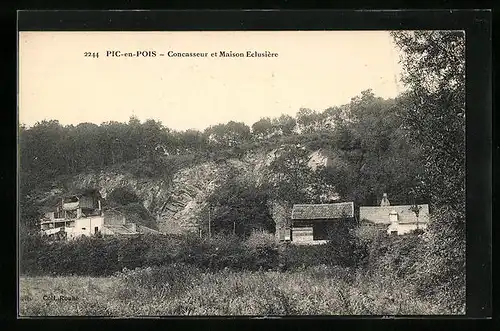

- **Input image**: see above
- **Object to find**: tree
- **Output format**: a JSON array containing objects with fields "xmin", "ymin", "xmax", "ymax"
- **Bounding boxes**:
[
  {"xmin": 267, "ymin": 144, "xmax": 314, "ymax": 204},
  {"xmin": 310, "ymin": 90, "xmax": 425, "ymax": 206},
  {"xmin": 175, "ymin": 129, "xmax": 208, "ymax": 153},
  {"xmin": 322, "ymin": 105, "xmax": 349, "ymax": 130},
  {"xmin": 391, "ymin": 30, "xmax": 466, "ymax": 312},
  {"xmin": 125, "ymin": 116, "xmax": 143, "ymax": 160},
  {"xmin": 391, "ymin": 31, "xmax": 465, "ymax": 214},
  {"xmin": 19, "ymin": 120, "xmax": 67, "ymax": 184},
  {"xmin": 251, "ymin": 117, "xmax": 274, "ymax": 140},
  {"xmin": 141, "ymin": 119, "xmax": 165, "ymax": 163},
  {"xmin": 204, "ymin": 121, "xmax": 251, "ymax": 148},
  {"xmin": 206, "ymin": 175, "xmax": 274, "ymax": 237},
  {"xmin": 71, "ymin": 123, "xmax": 102, "ymax": 172},
  {"xmin": 296, "ymin": 108, "xmax": 326, "ymax": 134},
  {"xmin": 272, "ymin": 114, "xmax": 296, "ymax": 136}
]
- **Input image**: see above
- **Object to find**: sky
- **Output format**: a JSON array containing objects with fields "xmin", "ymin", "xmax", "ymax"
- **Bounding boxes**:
[{"xmin": 19, "ymin": 31, "xmax": 404, "ymax": 131}]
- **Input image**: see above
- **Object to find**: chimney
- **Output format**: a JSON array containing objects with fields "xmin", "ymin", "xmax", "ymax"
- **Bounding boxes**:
[{"xmin": 380, "ymin": 193, "xmax": 391, "ymax": 206}]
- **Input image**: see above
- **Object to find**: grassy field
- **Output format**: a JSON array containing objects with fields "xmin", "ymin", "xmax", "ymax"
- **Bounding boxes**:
[{"xmin": 19, "ymin": 264, "xmax": 444, "ymax": 316}]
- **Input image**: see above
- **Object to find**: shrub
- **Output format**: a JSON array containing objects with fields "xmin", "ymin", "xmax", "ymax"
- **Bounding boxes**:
[
  {"xmin": 411, "ymin": 206, "xmax": 466, "ymax": 313},
  {"xmin": 278, "ymin": 244, "xmax": 333, "ymax": 270},
  {"xmin": 19, "ymin": 233, "xmax": 45, "ymax": 275},
  {"xmin": 142, "ymin": 234, "xmax": 181, "ymax": 266},
  {"xmin": 245, "ymin": 230, "xmax": 276, "ymax": 248},
  {"xmin": 200, "ymin": 234, "xmax": 248, "ymax": 270},
  {"xmin": 173, "ymin": 232, "xmax": 280, "ymax": 271},
  {"xmin": 354, "ymin": 225, "xmax": 386, "ymax": 246},
  {"xmin": 371, "ymin": 234, "xmax": 424, "ymax": 279},
  {"xmin": 243, "ymin": 231, "xmax": 279, "ymax": 270},
  {"xmin": 353, "ymin": 217, "xmax": 464, "ymax": 315},
  {"xmin": 324, "ymin": 221, "xmax": 368, "ymax": 268}
]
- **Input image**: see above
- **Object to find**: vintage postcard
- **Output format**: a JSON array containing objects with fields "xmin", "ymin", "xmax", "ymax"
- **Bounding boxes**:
[{"xmin": 18, "ymin": 26, "xmax": 468, "ymax": 317}]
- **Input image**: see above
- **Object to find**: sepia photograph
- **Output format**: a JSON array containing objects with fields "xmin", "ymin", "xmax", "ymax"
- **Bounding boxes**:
[{"xmin": 18, "ymin": 29, "xmax": 466, "ymax": 317}]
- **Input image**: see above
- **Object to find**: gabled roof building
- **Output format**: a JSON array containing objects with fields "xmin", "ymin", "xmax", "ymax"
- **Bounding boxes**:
[
  {"xmin": 289, "ymin": 202, "xmax": 355, "ymax": 244},
  {"xmin": 359, "ymin": 193, "xmax": 430, "ymax": 235}
]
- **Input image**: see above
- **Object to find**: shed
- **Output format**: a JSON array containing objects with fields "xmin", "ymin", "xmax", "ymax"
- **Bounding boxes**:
[{"xmin": 291, "ymin": 202, "xmax": 355, "ymax": 243}]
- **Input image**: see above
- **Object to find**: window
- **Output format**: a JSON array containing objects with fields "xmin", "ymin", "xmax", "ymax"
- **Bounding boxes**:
[
  {"xmin": 390, "ymin": 230, "xmax": 398, "ymax": 235},
  {"xmin": 94, "ymin": 227, "xmax": 99, "ymax": 234},
  {"xmin": 82, "ymin": 228, "xmax": 86, "ymax": 230}
]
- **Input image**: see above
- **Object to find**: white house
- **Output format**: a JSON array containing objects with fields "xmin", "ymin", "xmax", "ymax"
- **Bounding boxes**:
[
  {"xmin": 359, "ymin": 193, "xmax": 430, "ymax": 235},
  {"xmin": 40, "ymin": 215, "xmax": 105, "ymax": 239},
  {"xmin": 39, "ymin": 190, "xmax": 150, "ymax": 240},
  {"xmin": 40, "ymin": 191, "xmax": 107, "ymax": 239}
]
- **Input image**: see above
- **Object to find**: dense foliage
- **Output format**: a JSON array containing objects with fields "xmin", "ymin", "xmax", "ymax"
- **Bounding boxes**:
[
  {"xmin": 391, "ymin": 30, "xmax": 466, "ymax": 313},
  {"xmin": 17, "ymin": 230, "xmax": 405, "ymax": 277},
  {"xmin": 205, "ymin": 175, "xmax": 274, "ymax": 237},
  {"xmin": 19, "ymin": 232, "xmax": 281, "ymax": 276}
]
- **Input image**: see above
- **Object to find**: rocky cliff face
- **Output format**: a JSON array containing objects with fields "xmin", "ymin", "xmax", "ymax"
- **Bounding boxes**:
[
  {"xmin": 33, "ymin": 148, "xmax": 337, "ymax": 234},
  {"xmin": 52, "ymin": 149, "xmax": 275, "ymax": 233}
]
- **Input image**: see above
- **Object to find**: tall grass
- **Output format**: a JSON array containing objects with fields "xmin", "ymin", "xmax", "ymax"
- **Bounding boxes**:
[
  {"xmin": 19, "ymin": 264, "xmax": 445, "ymax": 316},
  {"xmin": 19, "ymin": 225, "xmax": 464, "ymax": 315}
]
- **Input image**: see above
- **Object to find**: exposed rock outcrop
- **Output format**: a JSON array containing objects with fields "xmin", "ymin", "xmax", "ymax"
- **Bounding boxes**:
[{"xmin": 33, "ymin": 147, "xmax": 338, "ymax": 234}]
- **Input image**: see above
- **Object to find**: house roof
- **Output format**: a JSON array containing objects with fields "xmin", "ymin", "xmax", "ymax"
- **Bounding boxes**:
[
  {"xmin": 137, "ymin": 225, "xmax": 161, "ymax": 234},
  {"xmin": 103, "ymin": 225, "xmax": 138, "ymax": 235},
  {"xmin": 39, "ymin": 189, "xmax": 101, "ymax": 210},
  {"xmin": 291, "ymin": 202, "xmax": 354, "ymax": 220},
  {"xmin": 360, "ymin": 204, "xmax": 430, "ymax": 225}
]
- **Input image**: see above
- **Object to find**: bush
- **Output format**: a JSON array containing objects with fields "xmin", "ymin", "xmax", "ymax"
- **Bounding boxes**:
[
  {"xmin": 369, "ymin": 234, "xmax": 424, "ymax": 279},
  {"xmin": 245, "ymin": 230, "xmax": 276, "ymax": 248},
  {"xmin": 19, "ymin": 215, "xmax": 464, "ymax": 315},
  {"xmin": 20, "ymin": 230, "xmax": 285, "ymax": 277},
  {"xmin": 278, "ymin": 244, "xmax": 333, "ymax": 270},
  {"xmin": 143, "ymin": 234, "xmax": 181, "ymax": 266},
  {"xmin": 324, "ymin": 220, "xmax": 368, "ymax": 268},
  {"xmin": 243, "ymin": 231, "xmax": 279, "ymax": 270},
  {"xmin": 19, "ymin": 233, "xmax": 44, "ymax": 275},
  {"xmin": 354, "ymin": 225, "xmax": 386, "ymax": 246},
  {"xmin": 180, "ymin": 233, "xmax": 247, "ymax": 270},
  {"xmin": 19, "ymin": 224, "xmax": 463, "ymax": 314},
  {"xmin": 353, "ymin": 215, "xmax": 464, "ymax": 315},
  {"xmin": 175, "ymin": 232, "xmax": 278, "ymax": 271},
  {"xmin": 411, "ymin": 206, "xmax": 466, "ymax": 313}
]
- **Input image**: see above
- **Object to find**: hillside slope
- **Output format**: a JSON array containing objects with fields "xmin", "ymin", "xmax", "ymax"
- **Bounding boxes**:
[
  {"xmin": 29, "ymin": 145, "xmax": 339, "ymax": 234},
  {"xmin": 34, "ymin": 148, "xmax": 284, "ymax": 232}
]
